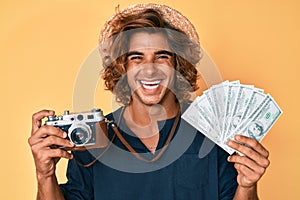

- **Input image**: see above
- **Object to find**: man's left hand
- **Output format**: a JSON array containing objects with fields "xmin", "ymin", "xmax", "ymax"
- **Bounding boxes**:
[{"xmin": 227, "ymin": 135, "xmax": 270, "ymax": 188}]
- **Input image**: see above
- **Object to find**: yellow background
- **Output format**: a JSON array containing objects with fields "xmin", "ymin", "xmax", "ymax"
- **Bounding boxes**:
[{"xmin": 0, "ymin": 0, "xmax": 299, "ymax": 199}]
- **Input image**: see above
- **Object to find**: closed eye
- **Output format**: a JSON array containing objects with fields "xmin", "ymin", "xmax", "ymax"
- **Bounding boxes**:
[
  {"xmin": 156, "ymin": 55, "xmax": 171, "ymax": 59},
  {"xmin": 155, "ymin": 50, "xmax": 174, "ymax": 61},
  {"xmin": 129, "ymin": 55, "xmax": 143, "ymax": 60},
  {"xmin": 127, "ymin": 51, "xmax": 143, "ymax": 62}
]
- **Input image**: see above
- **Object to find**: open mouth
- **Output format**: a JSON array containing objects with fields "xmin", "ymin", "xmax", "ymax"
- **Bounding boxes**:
[{"xmin": 139, "ymin": 80, "xmax": 162, "ymax": 89}]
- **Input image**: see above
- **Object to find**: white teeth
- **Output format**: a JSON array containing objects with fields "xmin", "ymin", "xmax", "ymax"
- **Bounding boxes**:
[
  {"xmin": 142, "ymin": 84, "xmax": 159, "ymax": 89},
  {"xmin": 140, "ymin": 80, "xmax": 161, "ymax": 89},
  {"xmin": 140, "ymin": 80, "xmax": 161, "ymax": 85}
]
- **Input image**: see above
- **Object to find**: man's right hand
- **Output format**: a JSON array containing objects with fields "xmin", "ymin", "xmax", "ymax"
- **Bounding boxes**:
[{"xmin": 28, "ymin": 110, "xmax": 74, "ymax": 180}]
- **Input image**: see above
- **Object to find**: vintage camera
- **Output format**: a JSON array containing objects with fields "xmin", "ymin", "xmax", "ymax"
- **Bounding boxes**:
[{"xmin": 45, "ymin": 108, "xmax": 108, "ymax": 150}]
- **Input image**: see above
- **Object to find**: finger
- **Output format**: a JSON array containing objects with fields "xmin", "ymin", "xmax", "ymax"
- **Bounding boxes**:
[
  {"xmin": 234, "ymin": 163, "xmax": 255, "ymax": 176},
  {"xmin": 40, "ymin": 135, "xmax": 74, "ymax": 148},
  {"xmin": 235, "ymin": 135, "xmax": 269, "ymax": 158},
  {"xmin": 228, "ymin": 155, "xmax": 266, "ymax": 175},
  {"xmin": 32, "ymin": 110, "xmax": 55, "ymax": 134},
  {"xmin": 36, "ymin": 148, "xmax": 73, "ymax": 160},
  {"xmin": 30, "ymin": 136, "xmax": 74, "ymax": 155},
  {"xmin": 50, "ymin": 148, "xmax": 73, "ymax": 159},
  {"xmin": 227, "ymin": 139, "xmax": 270, "ymax": 168},
  {"xmin": 234, "ymin": 163, "xmax": 261, "ymax": 185},
  {"xmin": 29, "ymin": 126, "xmax": 67, "ymax": 145}
]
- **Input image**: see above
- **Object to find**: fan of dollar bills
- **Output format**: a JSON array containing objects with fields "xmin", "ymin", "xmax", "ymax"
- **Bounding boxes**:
[{"xmin": 182, "ymin": 80, "xmax": 282, "ymax": 154}]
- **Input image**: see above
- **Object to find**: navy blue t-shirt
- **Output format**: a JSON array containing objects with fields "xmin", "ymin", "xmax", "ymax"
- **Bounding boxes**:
[{"xmin": 60, "ymin": 107, "xmax": 238, "ymax": 200}]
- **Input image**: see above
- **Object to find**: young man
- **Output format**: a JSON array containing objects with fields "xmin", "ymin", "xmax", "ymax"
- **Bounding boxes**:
[{"xmin": 29, "ymin": 4, "xmax": 270, "ymax": 200}]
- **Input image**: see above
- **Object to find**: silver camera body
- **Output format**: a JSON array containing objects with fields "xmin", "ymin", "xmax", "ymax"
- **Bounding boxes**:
[{"xmin": 45, "ymin": 109, "xmax": 105, "ymax": 147}]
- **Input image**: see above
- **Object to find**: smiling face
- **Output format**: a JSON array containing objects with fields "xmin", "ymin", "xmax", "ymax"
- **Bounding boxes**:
[{"xmin": 125, "ymin": 31, "xmax": 176, "ymax": 107}]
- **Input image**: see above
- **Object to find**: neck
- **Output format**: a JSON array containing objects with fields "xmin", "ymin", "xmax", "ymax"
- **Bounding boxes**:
[
  {"xmin": 123, "ymin": 94, "xmax": 179, "ymax": 139},
  {"xmin": 127, "ymin": 99, "xmax": 179, "ymax": 126}
]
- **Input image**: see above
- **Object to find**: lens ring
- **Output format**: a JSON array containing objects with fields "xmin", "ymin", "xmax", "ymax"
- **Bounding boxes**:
[
  {"xmin": 68, "ymin": 123, "xmax": 92, "ymax": 146},
  {"xmin": 70, "ymin": 128, "xmax": 89, "ymax": 145}
]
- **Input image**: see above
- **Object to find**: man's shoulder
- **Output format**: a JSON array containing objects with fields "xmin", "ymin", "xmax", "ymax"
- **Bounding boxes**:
[{"xmin": 105, "ymin": 106, "xmax": 124, "ymax": 122}]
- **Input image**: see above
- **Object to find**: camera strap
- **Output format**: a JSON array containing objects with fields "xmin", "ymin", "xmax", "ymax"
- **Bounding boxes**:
[
  {"xmin": 74, "ymin": 106, "xmax": 181, "ymax": 166},
  {"xmin": 110, "ymin": 106, "xmax": 181, "ymax": 163}
]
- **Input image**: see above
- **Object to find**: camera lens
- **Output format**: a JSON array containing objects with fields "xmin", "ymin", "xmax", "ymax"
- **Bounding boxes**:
[
  {"xmin": 70, "ymin": 128, "xmax": 90, "ymax": 145},
  {"xmin": 68, "ymin": 122, "xmax": 92, "ymax": 146}
]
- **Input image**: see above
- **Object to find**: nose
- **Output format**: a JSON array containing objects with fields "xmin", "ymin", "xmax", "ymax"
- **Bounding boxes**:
[{"xmin": 141, "ymin": 56, "xmax": 158, "ymax": 77}]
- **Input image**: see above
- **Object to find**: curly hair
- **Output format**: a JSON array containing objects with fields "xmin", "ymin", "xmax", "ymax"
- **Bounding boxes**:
[{"xmin": 100, "ymin": 8, "xmax": 201, "ymax": 105}]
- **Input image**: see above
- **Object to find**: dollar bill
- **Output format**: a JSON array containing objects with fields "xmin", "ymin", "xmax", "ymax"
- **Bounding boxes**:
[
  {"xmin": 226, "ymin": 84, "xmax": 254, "ymax": 138},
  {"xmin": 203, "ymin": 90, "xmax": 220, "ymax": 132},
  {"xmin": 226, "ymin": 94, "xmax": 270, "ymax": 141},
  {"xmin": 210, "ymin": 80, "xmax": 229, "ymax": 135},
  {"xmin": 182, "ymin": 95, "xmax": 235, "ymax": 154},
  {"xmin": 222, "ymin": 82, "xmax": 240, "ymax": 140},
  {"xmin": 234, "ymin": 95, "xmax": 282, "ymax": 142},
  {"xmin": 194, "ymin": 95, "xmax": 221, "ymax": 140},
  {"xmin": 240, "ymin": 88, "xmax": 266, "ymax": 122},
  {"xmin": 182, "ymin": 100, "xmax": 209, "ymax": 135},
  {"xmin": 182, "ymin": 80, "xmax": 282, "ymax": 155}
]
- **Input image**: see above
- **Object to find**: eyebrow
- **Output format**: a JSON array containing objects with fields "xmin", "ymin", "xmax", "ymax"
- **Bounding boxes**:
[
  {"xmin": 127, "ymin": 51, "xmax": 143, "ymax": 57},
  {"xmin": 155, "ymin": 50, "xmax": 174, "ymax": 56}
]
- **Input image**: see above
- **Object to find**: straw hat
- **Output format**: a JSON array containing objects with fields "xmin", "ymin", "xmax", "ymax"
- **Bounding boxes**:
[{"xmin": 99, "ymin": 3, "xmax": 200, "ymax": 46}]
